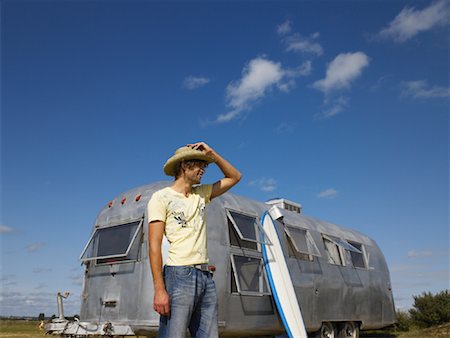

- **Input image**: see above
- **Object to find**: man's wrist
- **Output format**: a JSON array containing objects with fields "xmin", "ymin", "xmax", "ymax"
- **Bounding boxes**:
[
  {"xmin": 155, "ymin": 285, "xmax": 166, "ymax": 293},
  {"xmin": 209, "ymin": 150, "xmax": 220, "ymax": 162}
]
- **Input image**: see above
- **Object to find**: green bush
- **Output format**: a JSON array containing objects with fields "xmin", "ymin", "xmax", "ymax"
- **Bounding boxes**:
[
  {"xmin": 395, "ymin": 310, "xmax": 411, "ymax": 331},
  {"xmin": 409, "ymin": 290, "xmax": 450, "ymax": 328}
]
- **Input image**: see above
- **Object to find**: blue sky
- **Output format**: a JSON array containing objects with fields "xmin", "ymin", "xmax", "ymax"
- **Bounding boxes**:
[{"xmin": 1, "ymin": 0, "xmax": 448, "ymax": 316}]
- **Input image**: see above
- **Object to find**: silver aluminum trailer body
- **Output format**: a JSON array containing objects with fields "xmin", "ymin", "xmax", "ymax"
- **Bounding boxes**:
[{"xmin": 46, "ymin": 181, "xmax": 395, "ymax": 337}]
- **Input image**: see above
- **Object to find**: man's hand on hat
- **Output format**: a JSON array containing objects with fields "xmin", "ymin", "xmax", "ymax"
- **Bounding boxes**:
[{"xmin": 187, "ymin": 142, "xmax": 216, "ymax": 160}]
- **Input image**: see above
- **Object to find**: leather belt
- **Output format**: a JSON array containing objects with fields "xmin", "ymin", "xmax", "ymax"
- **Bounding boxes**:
[{"xmin": 192, "ymin": 263, "xmax": 209, "ymax": 272}]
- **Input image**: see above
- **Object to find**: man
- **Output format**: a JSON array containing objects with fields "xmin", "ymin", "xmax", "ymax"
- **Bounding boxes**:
[{"xmin": 147, "ymin": 142, "xmax": 241, "ymax": 338}]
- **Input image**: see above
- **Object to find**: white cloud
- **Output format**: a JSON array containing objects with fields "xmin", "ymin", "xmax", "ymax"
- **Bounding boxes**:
[
  {"xmin": 215, "ymin": 57, "xmax": 311, "ymax": 123},
  {"xmin": 407, "ymin": 250, "xmax": 434, "ymax": 258},
  {"xmin": 401, "ymin": 80, "xmax": 450, "ymax": 99},
  {"xmin": 1, "ymin": 275, "xmax": 17, "ymax": 287},
  {"xmin": 378, "ymin": 0, "xmax": 450, "ymax": 42},
  {"xmin": 0, "ymin": 224, "xmax": 15, "ymax": 233},
  {"xmin": 315, "ymin": 96, "xmax": 348, "ymax": 120},
  {"xmin": 277, "ymin": 20, "xmax": 292, "ymax": 35},
  {"xmin": 183, "ymin": 76, "xmax": 210, "ymax": 90},
  {"xmin": 313, "ymin": 52, "xmax": 370, "ymax": 93},
  {"xmin": 278, "ymin": 61, "xmax": 313, "ymax": 93},
  {"xmin": 286, "ymin": 60, "xmax": 313, "ymax": 77},
  {"xmin": 26, "ymin": 242, "xmax": 45, "ymax": 253},
  {"xmin": 0, "ymin": 290, "xmax": 81, "ymax": 317},
  {"xmin": 226, "ymin": 58, "xmax": 283, "ymax": 110},
  {"xmin": 285, "ymin": 33, "xmax": 323, "ymax": 56},
  {"xmin": 215, "ymin": 110, "xmax": 241, "ymax": 123},
  {"xmin": 249, "ymin": 177, "xmax": 277, "ymax": 192},
  {"xmin": 317, "ymin": 188, "xmax": 338, "ymax": 199}
]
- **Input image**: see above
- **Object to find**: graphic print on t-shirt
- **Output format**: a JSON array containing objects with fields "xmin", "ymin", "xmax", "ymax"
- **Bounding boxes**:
[{"xmin": 174, "ymin": 211, "xmax": 187, "ymax": 227}]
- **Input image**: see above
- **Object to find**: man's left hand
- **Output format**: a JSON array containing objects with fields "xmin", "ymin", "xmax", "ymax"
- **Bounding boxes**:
[{"xmin": 187, "ymin": 142, "xmax": 216, "ymax": 160}]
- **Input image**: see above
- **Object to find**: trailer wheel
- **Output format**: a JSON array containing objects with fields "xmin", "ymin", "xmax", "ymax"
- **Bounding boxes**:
[
  {"xmin": 313, "ymin": 321, "xmax": 336, "ymax": 338},
  {"xmin": 337, "ymin": 321, "xmax": 359, "ymax": 338}
]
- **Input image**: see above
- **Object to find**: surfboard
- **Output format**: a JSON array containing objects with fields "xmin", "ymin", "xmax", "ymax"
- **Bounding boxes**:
[{"xmin": 261, "ymin": 211, "xmax": 308, "ymax": 338}]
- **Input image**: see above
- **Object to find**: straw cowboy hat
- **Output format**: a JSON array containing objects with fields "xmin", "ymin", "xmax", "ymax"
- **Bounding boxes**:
[{"xmin": 163, "ymin": 146, "xmax": 215, "ymax": 176}]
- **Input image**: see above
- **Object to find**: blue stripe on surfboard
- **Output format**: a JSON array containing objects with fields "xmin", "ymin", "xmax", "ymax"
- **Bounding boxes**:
[{"xmin": 261, "ymin": 211, "xmax": 295, "ymax": 338}]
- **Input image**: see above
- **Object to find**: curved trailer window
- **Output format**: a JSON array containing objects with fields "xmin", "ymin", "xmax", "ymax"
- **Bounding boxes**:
[
  {"xmin": 346, "ymin": 240, "xmax": 367, "ymax": 269},
  {"xmin": 322, "ymin": 234, "xmax": 362, "ymax": 266},
  {"xmin": 79, "ymin": 219, "xmax": 143, "ymax": 264},
  {"xmin": 285, "ymin": 225, "xmax": 321, "ymax": 261},
  {"xmin": 226, "ymin": 209, "xmax": 271, "ymax": 251},
  {"xmin": 226, "ymin": 210, "xmax": 271, "ymax": 245}
]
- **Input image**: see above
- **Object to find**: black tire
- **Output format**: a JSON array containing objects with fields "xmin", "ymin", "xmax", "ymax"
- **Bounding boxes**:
[
  {"xmin": 313, "ymin": 321, "xmax": 336, "ymax": 338},
  {"xmin": 337, "ymin": 321, "xmax": 359, "ymax": 338}
]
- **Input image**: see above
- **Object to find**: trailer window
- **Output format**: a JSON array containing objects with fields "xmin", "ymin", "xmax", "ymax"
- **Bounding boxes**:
[
  {"xmin": 285, "ymin": 226, "xmax": 321, "ymax": 261},
  {"xmin": 323, "ymin": 236, "xmax": 343, "ymax": 265},
  {"xmin": 287, "ymin": 239, "xmax": 311, "ymax": 261},
  {"xmin": 80, "ymin": 219, "xmax": 142, "ymax": 263},
  {"xmin": 228, "ymin": 216, "xmax": 257, "ymax": 250},
  {"xmin": 227, "ymin": 209, "xmax": 271, "ymax": 247},
  {"xmin": 323, "ymin": 235, "xmax": 363, "ymax": 266},
  {"xmin": 347, "ymin": 241, "xmax": 366, "ymax": 268},
  {"xmin": 334, "ymin": 238, "xmax": 362, "ymax": 253},
  {"xmin": 230, "ymin": 254, "xmax": 271, "ymax": 296}
]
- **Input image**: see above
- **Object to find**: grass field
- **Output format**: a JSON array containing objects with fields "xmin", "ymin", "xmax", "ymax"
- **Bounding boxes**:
[
  {"xmin": 1, "ymin": 320, "xmax": 449, "ymax": 338},
  {"xmin": 0, "ymin": 320, "xmax": 45, "ymax": 338}
]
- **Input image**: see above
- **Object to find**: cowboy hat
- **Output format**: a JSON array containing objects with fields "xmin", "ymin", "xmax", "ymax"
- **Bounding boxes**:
[{"xmin": 163, "ymin": 146, "xmax": 215, "ymax": 176}]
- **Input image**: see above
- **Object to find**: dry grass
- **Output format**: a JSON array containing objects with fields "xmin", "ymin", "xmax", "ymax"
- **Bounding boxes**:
[
  {"xmin": 361, "ymin": 322, "xmax": 450, "ymax": 338},
  {"xmin": 0, "ymin": 320, "xmax": 148, "ymax": 338},
  {"xmin": 0, "ymin": 320, "xmax": 46, "ymax": 338},
  {"xmin": 396, "ymin": 322, "xmax": 450, "ymax": 338},
  {"xmin": 1, "ymin": 320, "xmax": 449, "ymax": 338}
]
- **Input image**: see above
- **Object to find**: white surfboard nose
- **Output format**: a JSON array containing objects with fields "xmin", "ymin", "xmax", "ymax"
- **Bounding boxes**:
[{"xmin": 268, "ymin": 205, "xmax": 284, "ymax": 221}]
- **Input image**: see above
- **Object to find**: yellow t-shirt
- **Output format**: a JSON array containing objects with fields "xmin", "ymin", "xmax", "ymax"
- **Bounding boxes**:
[{"xmin": 147, "ymin": 185, "xmax": 213, "ymax": 266}]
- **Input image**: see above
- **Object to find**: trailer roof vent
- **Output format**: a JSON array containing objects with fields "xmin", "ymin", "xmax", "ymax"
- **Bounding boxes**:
[{"xmin": 266, "ymin": 198, "xmax": 302, "ymax": 214}]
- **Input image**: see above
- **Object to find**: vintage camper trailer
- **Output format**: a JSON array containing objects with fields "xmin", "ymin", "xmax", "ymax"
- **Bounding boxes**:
[{"xmin": 45, "ymin": 181, "xmax": 396, "ymax": 337}]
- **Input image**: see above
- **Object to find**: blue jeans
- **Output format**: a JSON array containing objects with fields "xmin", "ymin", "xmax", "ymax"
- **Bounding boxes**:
[{"xmin": 158, "ymin": 265, "xmax": 218, "ymax": 338}]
